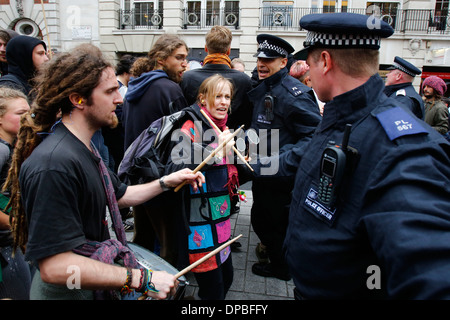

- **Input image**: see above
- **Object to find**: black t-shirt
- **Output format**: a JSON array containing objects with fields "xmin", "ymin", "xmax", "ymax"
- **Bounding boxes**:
[{"xmin": 20, "ymin": 123, "xmax": 127, "ymax": 262}]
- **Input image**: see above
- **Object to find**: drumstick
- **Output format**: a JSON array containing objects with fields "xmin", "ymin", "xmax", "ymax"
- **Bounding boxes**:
[
  {"xmin": 174, "ymin": 234, "xmax": 243, "ymax": 279},
  {"xmin": 200, "ymin": 109, "xmax": 254, "ymax": 172},
  {"xmin": 174, "ymin": 125, "xmax": 244, "ymax": 192}
]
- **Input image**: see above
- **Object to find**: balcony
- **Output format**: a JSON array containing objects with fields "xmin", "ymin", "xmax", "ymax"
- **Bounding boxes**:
[
  {"xmin": 259, "ymin": 7, "xmax": 450, "ymax": 34},
  {"xmin": 182, "ymin": 8, "xmax": 240, "ymax": 29},
  {"xmin": 119, "ymin": 9, "xmax": 163, "ymax": 30},
  {"xmin": 117, "ymin": 7, "xmax": 450, "ymax": 34}
]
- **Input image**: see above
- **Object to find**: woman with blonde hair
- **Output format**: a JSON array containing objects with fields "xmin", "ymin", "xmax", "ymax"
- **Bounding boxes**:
[
  {"xmin": 166, "ymin": 74, "xmax": 241, "ymax": 300},
  {"xmin": 0, "ymin": 87, "xmax": 31, "ymax": 299}
]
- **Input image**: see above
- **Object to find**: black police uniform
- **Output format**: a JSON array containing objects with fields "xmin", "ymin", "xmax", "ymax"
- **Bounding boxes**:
[
  {"xmin": 249, "ymin": 34, "xmax": 322, "ymax": 280},
  {"xmin": 284, "ymin": 12, "xmax": 450, "ymax": 299},
  {"xmin": 384, "ymin": 56, "xmax": 425, "ymax": 119}
]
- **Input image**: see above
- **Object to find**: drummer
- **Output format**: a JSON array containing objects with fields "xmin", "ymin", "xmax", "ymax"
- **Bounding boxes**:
[{"xmin": 5, "ymin": 43, "xmax": 205, "ymax": 300}]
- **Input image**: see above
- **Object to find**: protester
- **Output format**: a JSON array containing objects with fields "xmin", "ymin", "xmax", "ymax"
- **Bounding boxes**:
[
  {"xmin": 129, "ymin": 57, "xmax": 153, "ymax": 78},
  {"xmin": 102, "ymin": 54, "xmax": 136, "ymax": 173},
  {"xmin": 4, "ymin": 43, "xmax": 204, "ymax": 300},
  {"xmin": 248, "ymin": 34, "xmax": 321, "ymax": 281},
  {"xmin": 422, "ymin": 75, "xmax": 449, "ymax": 135},
  {"xmin": 231, "ymin": 57, "xmax": 245, "ymax": 72},
  {"xmin": 0, "ymin": 87, "xmax": 31, "ymax": 300},
  {"xmin": 180, "ymin": 26, "xmax": 253, "ymax": 130},
  {"xmin": 279, "ymin": 12, "xmax": 450, "ymax": 299},
  {"xmin": 384, "ymin": 56, "xmax": 424, "ymax": 119},
  {"xmin": 0, "ymin": 35, "xmax": 48, "ymax": 99},
  {"xmin": 123, "ymin": 34, "xmax": 188, "ymax": 148},
  {"xmin": 122, "ymin": 34, "xmax": 189, "ymax": 267},
  {"xmin": 166, "ymin": 74, "xmax": 239, "ymax": 300},
  {"xmin": 0, "ymin": 29, "xmax": 19, "ymax": 77},
  {"xmin": 116, "ymin": 54, "xmax": 135, "ymax": 99},
  {"xmin": 289, "ymin": 60, "xmax": 311, "ymax": 86}
]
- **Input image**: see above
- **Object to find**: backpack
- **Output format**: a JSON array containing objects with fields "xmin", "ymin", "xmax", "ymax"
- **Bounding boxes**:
[{"xmin": 118, "ymin": 107, "xmax": 199, "ymax": 185}]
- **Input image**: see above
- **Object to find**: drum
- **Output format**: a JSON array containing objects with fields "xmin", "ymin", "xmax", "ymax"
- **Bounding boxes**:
[{"xmin": 128, "ymin": 242, "xmax": 188, "ymax": 300}]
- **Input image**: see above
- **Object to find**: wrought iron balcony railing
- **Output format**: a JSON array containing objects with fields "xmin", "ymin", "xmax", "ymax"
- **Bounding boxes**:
[
  {"xmin": 119, "ymin": 9, "xmax": 163, "ymax": 30},
  {"xmin": 117, "ymin": 7, "xmax": 450, "ymax": 34},
  {"xmin": 182, "ymin": 8, "xmax": 240, "ymax": 29},
  {"xmin": 259, "ymin": 7, "xmax": 450, "ymax": 34}
]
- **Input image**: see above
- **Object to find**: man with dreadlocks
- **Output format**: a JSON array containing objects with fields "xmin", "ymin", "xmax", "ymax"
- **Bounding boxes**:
[{"xmin": 4, "ymin": 44, "xmax": 204, "ymax": 300}]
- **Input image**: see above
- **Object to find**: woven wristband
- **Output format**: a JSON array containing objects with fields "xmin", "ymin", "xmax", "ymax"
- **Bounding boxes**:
[{"xmin": 120, "ymin": 268, "xmax": 133, "ymax": 295}]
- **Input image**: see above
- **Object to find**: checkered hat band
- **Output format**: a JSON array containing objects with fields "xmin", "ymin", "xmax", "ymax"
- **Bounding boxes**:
[
  {"xmin": 304, "ymin": 31, "xmax": 381, "ymax": 48},
  {"xmin": 392, "ymin": 62, "xmax": 415, "ymax": 77},
  {"xmin": 259, "ymin": 40, "xmax": 288, "ymax": 56}
]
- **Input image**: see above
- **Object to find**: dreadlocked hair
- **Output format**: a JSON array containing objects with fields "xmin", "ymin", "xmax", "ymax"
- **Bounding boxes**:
[{"xmin": 3, "ymin": 43, "xmax": 113, "ymax": 251}]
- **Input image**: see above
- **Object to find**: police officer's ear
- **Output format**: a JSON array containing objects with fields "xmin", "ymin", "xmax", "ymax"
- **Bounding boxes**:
[{"xmin": 318, "ymin": 50, "xmax": 333, "ymax": 75}]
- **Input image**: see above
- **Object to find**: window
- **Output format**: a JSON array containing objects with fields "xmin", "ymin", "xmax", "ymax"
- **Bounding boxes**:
[
  {"xmin": 261, "ymin": 1, "xmax": 294, "ymax": 27},
  {"xmin": 434, "ymin": 0, "xmax": 448, "ymax": 30},
  {"xmin": 184, "ymin": 0, "xmax": 240, "ymax": 29},
  {"xmin": 120, "ymin": 0, "xmax": 163, "ymax": 29},
  {"xmin": 367, "ymin": 2, "xmax": 398, "ymax": 28}
]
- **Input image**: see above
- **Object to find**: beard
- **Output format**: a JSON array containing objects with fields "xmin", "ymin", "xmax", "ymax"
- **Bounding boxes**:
[
  {"xmin": 423, "ymin": 90, "xmax": 435, "ymax": 100},
  {"xmin": 85, "ymin": 108, "xmax": 119, "ymax": 130},
  {"xmin": 109, "ymin": 113, "xmax": 119, "ymax": 129},
  {"xmin": 163, "ymin": 66, "xmax": 182, "ymax": 83}
]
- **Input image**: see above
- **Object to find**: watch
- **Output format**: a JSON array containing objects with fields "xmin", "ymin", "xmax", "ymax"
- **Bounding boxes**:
[{"xmin": 159, "ymin": 176, "xmax": 171, "ymax": 191}]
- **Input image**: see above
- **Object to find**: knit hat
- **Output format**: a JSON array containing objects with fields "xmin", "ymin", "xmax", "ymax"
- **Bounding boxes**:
[{"xmin": 422, "ymin": 75, "xmax": 447, "ymax": 96}]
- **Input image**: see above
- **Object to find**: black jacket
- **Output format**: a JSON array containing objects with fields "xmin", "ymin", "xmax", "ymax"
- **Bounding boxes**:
[
  {"xmin": 384, "ymin": 82, "xmax": 425, "ymax": 120},
  {"xmin": 180, "ymin": 63, "xmax": 254, "ymax": 130}
]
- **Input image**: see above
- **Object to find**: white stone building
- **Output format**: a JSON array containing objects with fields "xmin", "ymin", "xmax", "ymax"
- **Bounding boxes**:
[{"xmin": 0, "ymin": 0, "xmax": 449, "ymax": 90}]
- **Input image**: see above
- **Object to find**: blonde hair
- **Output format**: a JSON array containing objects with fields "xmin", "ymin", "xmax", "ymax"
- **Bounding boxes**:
[
  {"xmin": 205, "ymin": 26, "xmax": 232, "ymax": 54},
  {"xmin": 0, "ymin": 87, "xmax": 27, "ymax": 117},
  {"xmin": 197, "ymin": 74, "xmax": 234, "ymax": 111}
]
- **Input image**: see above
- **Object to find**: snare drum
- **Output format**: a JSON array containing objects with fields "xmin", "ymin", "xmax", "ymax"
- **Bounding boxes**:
[{"xmin": 128, "ymin": 242, "xmax": 188, "ymax": 300}]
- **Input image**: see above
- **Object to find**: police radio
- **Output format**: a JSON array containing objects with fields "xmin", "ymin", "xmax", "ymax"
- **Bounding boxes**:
[{"xmin": 317, "ymin": 124, "xmax": 353, "ymax": 207}]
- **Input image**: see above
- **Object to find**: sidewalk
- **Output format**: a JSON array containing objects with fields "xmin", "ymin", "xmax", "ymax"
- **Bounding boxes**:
[{"xmin": 123, "ymin": 182, "xmax": 295, "ymax": 300}]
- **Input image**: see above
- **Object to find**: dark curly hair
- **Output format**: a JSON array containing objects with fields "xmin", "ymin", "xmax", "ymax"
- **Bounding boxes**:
[{"xmin": 4, "ymin": 43, "xmax": 112, "ymax": 250}]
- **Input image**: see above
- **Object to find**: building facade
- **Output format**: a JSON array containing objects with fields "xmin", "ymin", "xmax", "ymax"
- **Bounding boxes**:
[{"xmin": 0, "ymin": 0, "xmax": 449, "ymax": 90}]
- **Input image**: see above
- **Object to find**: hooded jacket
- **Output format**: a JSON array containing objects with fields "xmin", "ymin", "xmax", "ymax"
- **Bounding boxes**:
[
  {"xmin": 0, "ymin": 29, "xmax": 19, "ymax": 77},
  {"xmin": 122, "ymin": 69, "xmax": 188, "ymax": 149},
  {"xmin": 0, "ymin": 35, "xmax": 46, "ymax": 96}
]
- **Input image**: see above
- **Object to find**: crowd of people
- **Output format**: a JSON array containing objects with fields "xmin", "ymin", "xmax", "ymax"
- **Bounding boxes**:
[{"xmin": 0, "ymin": 12, "xmax": 450, "ymax": 301}]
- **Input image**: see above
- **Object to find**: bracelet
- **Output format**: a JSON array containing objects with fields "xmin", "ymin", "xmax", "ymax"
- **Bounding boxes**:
[
  {"xmin": 159, "ymin": 176, "xmax": 171, "ymax": 191},
  {"xmin": 120, "ymin": 268, "xmax": 133, "ymax": 296},
  {"xmin": 138, "ymin": 268, "xmax": 159, "ymax": 295}
]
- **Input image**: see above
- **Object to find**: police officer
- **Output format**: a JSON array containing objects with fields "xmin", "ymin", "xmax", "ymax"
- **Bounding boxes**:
[
  {"xmin": 281, "ymin": 12, "xmax": 450, "ymax": 299},
  {"xmin": 384, "ymin": 56, "xmax": 425, "ymax": 119},
  {"xmin": 248, "ymin": 34, "xmax": 321, "ymax": 281}
]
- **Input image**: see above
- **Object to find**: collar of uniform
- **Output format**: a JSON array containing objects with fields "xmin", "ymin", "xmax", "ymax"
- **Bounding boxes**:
[
  {"xmin": 383, "ymin": 82, "xmax": 412, "ymax": 96},
  {"xmin": 319, "ymin": 74, "xmax": 385, "ymax": 132},
  {"xmin": 261, "ymin": 67, "xmax": 288, "ymax": 87}
]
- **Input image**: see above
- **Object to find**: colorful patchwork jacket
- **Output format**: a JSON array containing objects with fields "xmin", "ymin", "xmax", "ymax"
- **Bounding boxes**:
[{"xmin": 166, "ymin": 104, "xmax": 236, "ymax": 273}]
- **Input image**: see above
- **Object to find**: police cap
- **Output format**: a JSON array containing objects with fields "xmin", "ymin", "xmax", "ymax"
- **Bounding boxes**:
[
  {"xmin": 387, "ymin": 56, "xmax": 421, "ymax": 77},
  {"xmin": 294, "ymin": 13, "xmax": 394, "ymax": 60},
  {"xmin": 254, "ymin": 34, "xmax": 294, "ymax": 58}
]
